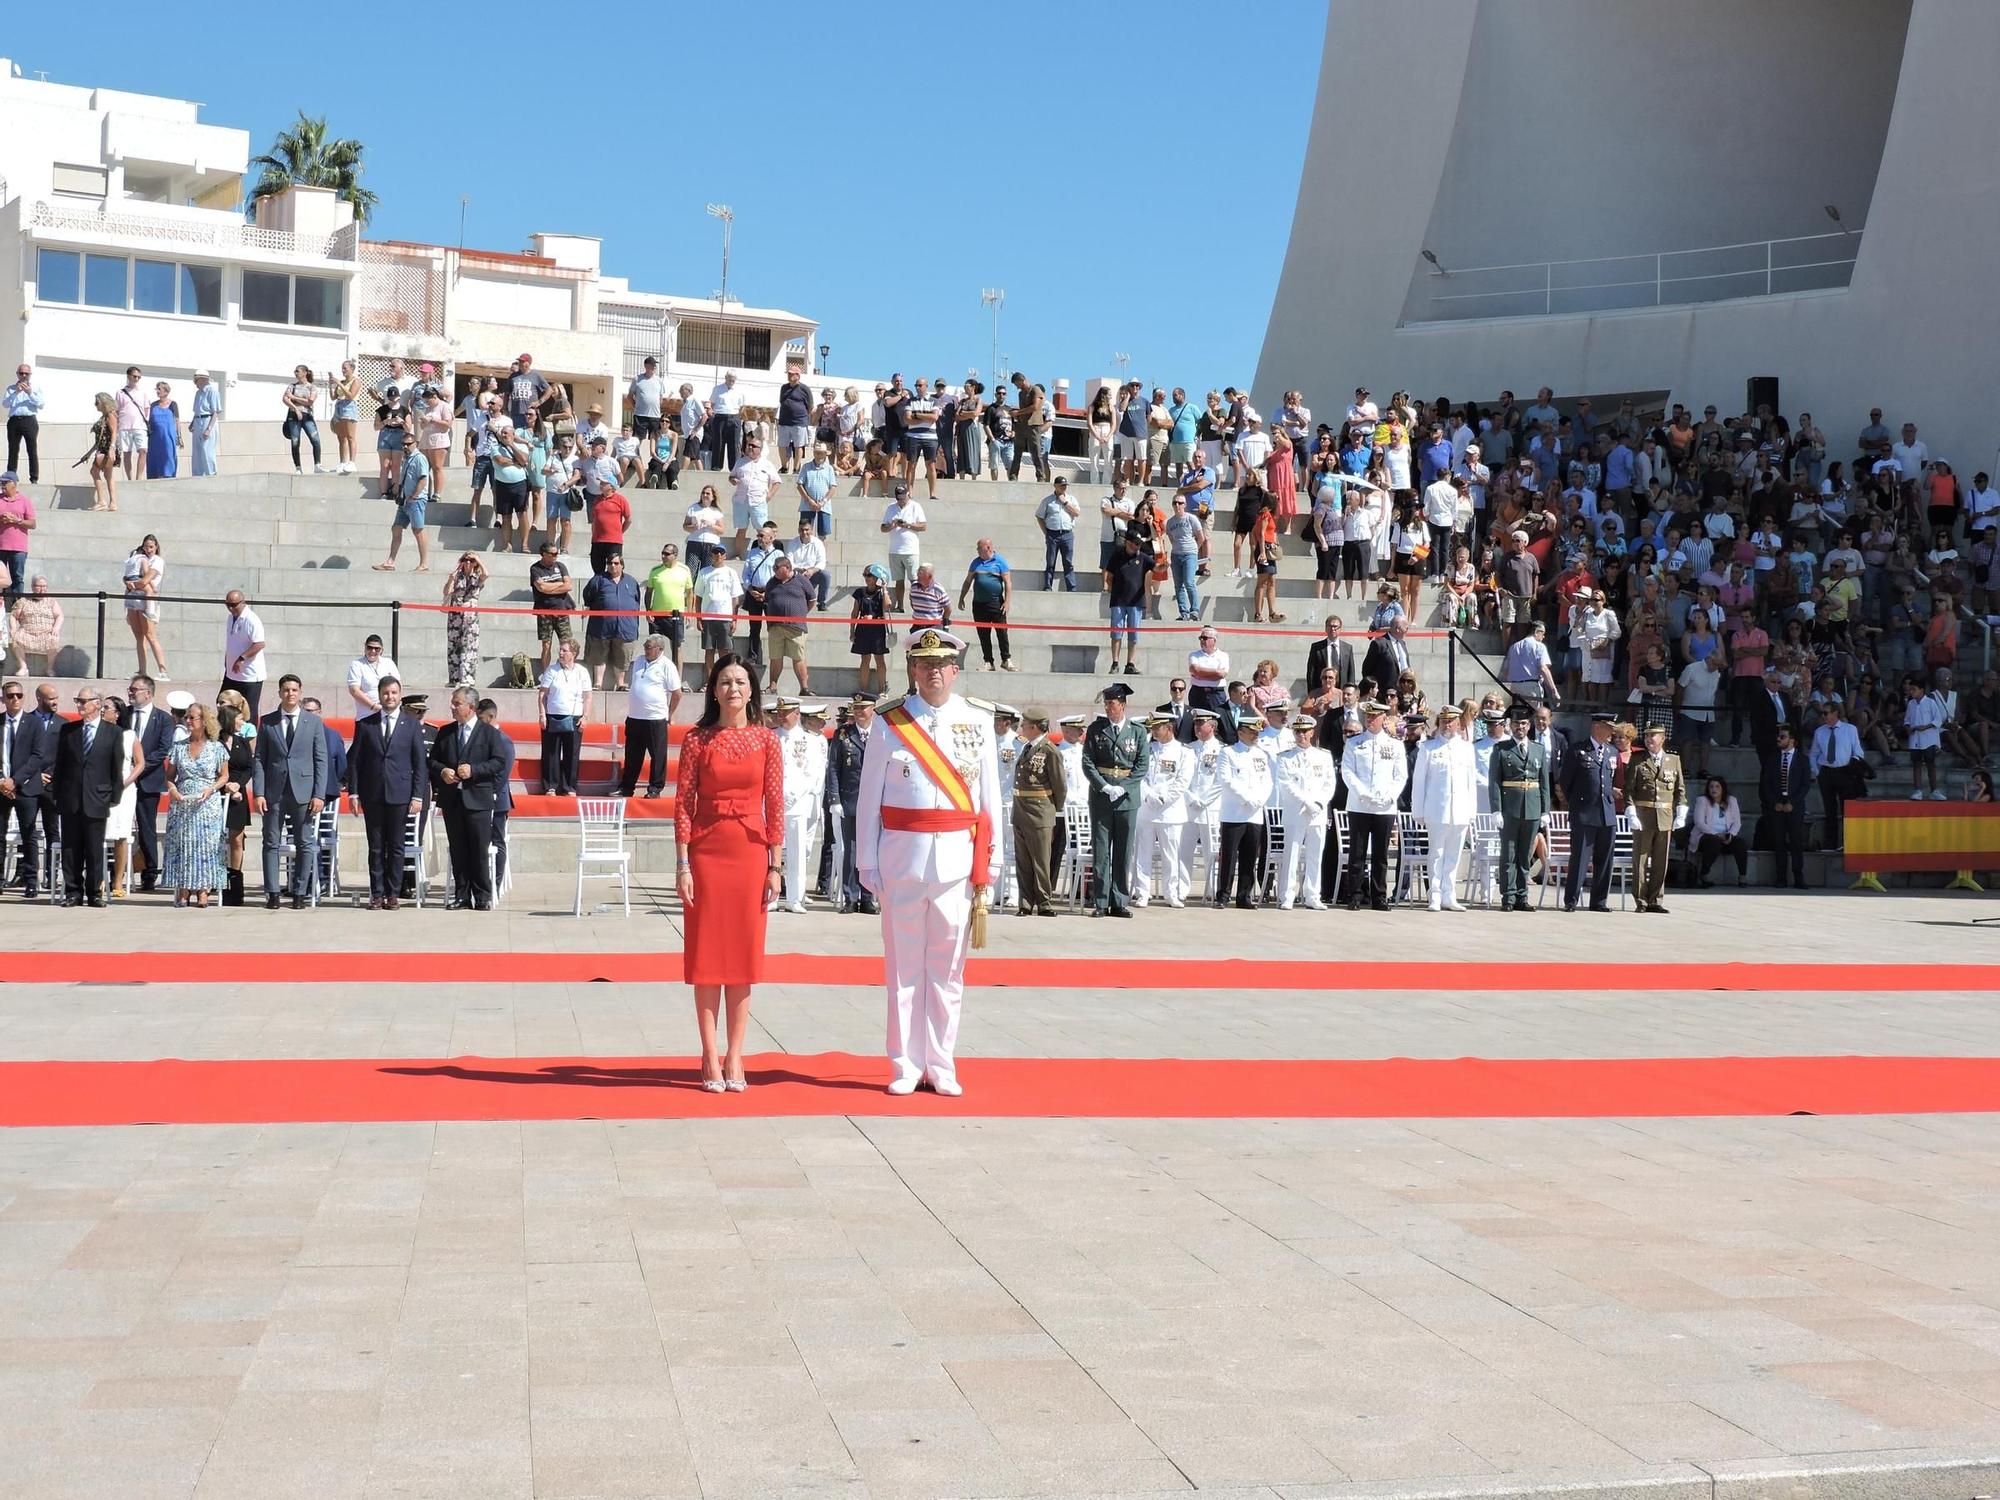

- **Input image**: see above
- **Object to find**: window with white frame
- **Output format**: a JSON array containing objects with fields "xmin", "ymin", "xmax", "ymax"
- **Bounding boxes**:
[
  {"xmin": 36, "ymin": 248, "xmax": 222, "ymax": 318},
  {"xmin": 243, "ymin": 270, "xmax": 345, "ymax": 330}
]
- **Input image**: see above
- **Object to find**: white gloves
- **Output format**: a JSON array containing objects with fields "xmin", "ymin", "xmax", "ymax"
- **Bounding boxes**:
[
  {"xmin": 1672, "ymin": 804, "xmax": 1688, "ymax": 831},
  {"xmin": 1101, "ymin": 784, "xmax": 1126, "ymax": 804}
]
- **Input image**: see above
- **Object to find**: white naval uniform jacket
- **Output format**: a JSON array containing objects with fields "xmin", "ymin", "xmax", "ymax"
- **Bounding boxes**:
[
  {"xmin": 996, "ymin": 730, "xmax": 1021, "ymax": 813},
  {"xmin": 781, "ymin": 724, "xmax": 828, "ymax": 818},
  {"xmin": 1410, "ymin": 733, "xmax": 1479, "ymax": 826},
  {"xmin": 1215, "ymin": 742, "xmax": 1275, "ymax": 825},
  {"xmin": 1059, "ymin": 738, "xmax": 1088, "ymax": 809},
  {"xmin": 1138, "ymin": 739, "xmax": 1194, "ymax": 824},
  {"xmin": 1273, "ymin": 746, "xmax": 1338, "ymax": 824},
  {"xmin": 1340, "ymin": 728, "xmax": 1409, "ymax": 815},
  {"xmin": 1189, "ymin": 737, "xmax": 1226, "ymax": 819},
  {"xmin": 855, "ymin": 691, "xmax": 1003, "ymax": 886}
]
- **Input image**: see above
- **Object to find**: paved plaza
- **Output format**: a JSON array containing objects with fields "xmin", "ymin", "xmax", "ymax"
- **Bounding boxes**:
[{"xmin": 4, "ymin": 887, "xmax": 2000, "ymax": 1500}]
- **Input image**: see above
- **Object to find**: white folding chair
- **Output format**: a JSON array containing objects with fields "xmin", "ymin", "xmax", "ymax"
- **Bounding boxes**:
[
  {"xmin": 1058, "ymin": 803, "xmax": 1094, "ymax": 912},
  {"xmin": 1260, "ymin": 805, "xmax": 1285, "ymax": 900},
  {"xmin": 1610, "ymin": 813, "xmax": 1637, "ymax": 910},
  {"xmin": 574, "ymin": 797, "xmax": 632, "ymax": 917},
  {"xmin": 1394, "ymin": 813, "xmax": 1431, "ymax": 905},
  {"xmin": 315, "ymin": 805, "xmax": 343, "ymax": 898},
  {"xmin": 1464, "ymin": 812, "xmax": 1502, "ymax": 907},
  {"xmin": 1330, "ymin": 809, "xmax": 1350, "ymax": 905},
  {"xmin": 1537, "ymin": 810, "xmax": 1571, "ymax": 909},
  {"xmin": 401, "ymin": 804, "xmax": 436, "ymax": 908}
]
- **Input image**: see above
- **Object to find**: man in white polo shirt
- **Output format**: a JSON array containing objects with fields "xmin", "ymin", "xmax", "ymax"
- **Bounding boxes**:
[
  {"xmin": 708, "ymin": 371, "xmax": 744, "ymax": 472},
  {"xmin": 618, "ymin": 633, "xmax": 681, "ymax": 798},
  {"xmin": 346, "ymin": 634, "xmax": 400, "ymax": 715},
  {"xmin": 222, "ymin": 590, "xmax": 269, "ymax": 720}
]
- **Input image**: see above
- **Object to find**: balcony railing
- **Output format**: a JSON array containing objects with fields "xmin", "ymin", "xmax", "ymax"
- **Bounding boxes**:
[
  {"xmin": 28, "ymin": 199, "xmax": 359, "ymax": 262},
  {"xmin": 1407, "ymin": 229, "xmax": 1861, "ymax": 324}
]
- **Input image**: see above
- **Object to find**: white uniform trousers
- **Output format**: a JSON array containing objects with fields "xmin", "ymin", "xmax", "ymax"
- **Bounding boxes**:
[
  {"xmin": 998, "ymin": 803, "xmax": 1019, "ymax": 907},
  {"xmin": 1279, "ymin": 814, "xmax": 1328, "ymax": 908},
  {"xmin": 1192, "ymin": 816, "xmax": 1222, "ymax": 898},
  {"xmin": 782, "ymin": 810, "xmax": 820, "ymax": 906},
  {"xmin": 1427, "ymin": 822, "xmax": 1469, "ymax": 907},
  {"xmin": 880, "ymin": 875, "xmax": 970, "ymax": 1087},
  {"xmin": 1132, "ymin": 818, "xmax": 1191, "ymax": 906},
  {"xmin": 825, "ymin": 811, "xmax": 847, "ymax": 907}
]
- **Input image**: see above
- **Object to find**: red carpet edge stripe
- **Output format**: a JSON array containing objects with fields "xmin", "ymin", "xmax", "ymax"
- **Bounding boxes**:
[
  {"xmin": 2, "ymin": 1054, "xmax": 1996, "ymax": 1126},
  {"xmin": 19, "ymin": 953, "xmax": 2000, "ymax": 991}
]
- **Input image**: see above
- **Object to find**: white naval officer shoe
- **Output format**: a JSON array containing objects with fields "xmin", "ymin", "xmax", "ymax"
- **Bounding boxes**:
[
  {"xmin": 886, "ymin": 1075, "xmax": 920, "ymax": 1096},
  {"xmin": 1302, "ymin": 898, "xmax": 1328, "ymax": 910},
  {"xmin": 928, "ymin": 1074, "xmax": 963, "ymax": 1097},
  {"xmin": 1442, "ymin": 900, "xmax": 1470, "ymax": 912},
  {"xmin": 787, "ymin": 902, "xmax": 807, "ymax": 914},
  {"xmin": 1166, "ymin": 897, "xmax": 1186, "ymax": 908}
]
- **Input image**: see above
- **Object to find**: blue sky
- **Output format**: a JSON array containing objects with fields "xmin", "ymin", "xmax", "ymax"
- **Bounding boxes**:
[{"xmin": 9, "ymin": 2, "xmax": 1327, "ymax": 389}]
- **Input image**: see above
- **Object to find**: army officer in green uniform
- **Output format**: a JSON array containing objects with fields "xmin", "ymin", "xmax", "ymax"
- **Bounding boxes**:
[
  {"xmin": 1082, "ymin": 682, "xmax": 1149, "ymax": 917},
  {"xmin": 1009, "ymin": 709, "xmax": 1066, "ymax": 916},
  {"xmin": 1487, "ymin": 699, "xmax": 1551, "ymax": 912}
]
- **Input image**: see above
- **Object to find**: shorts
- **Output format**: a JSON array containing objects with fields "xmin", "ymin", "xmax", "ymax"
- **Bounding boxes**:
[
  {"xmin": 767, "ymin": 622, "xmax": 807, "ymax": 663},
  {"xmin": 536, "ymin": 611, "xmax": 574, "ymax": 644},
  {"xmin": 1255, "ymin": 555, "xmax": 1278, "ymax": 576},
  {"xmin": 700, "ymin": 618, "xmax": 732, "ymax": 651},
  {"xmin": 1167, "ymin": 440, "xmax": 1195, "ymax": 465},
  {"xmin": 887, "ymin": 552, "xmax": 920, "ymax": 585},
  {"xmin": 492, "ymin": 478, "xmax": 528, "ymax": 517},
  {"xmin": 393, "ymin": 498, "xmax": 428, "ymax": 531},
  {"xmin": 800, "ymin": 508, "xmax": 832, "ymax": 538},
  {"xmin": 584, "ymin": 636, "xmax": 632, "ymax": 671},
  {"xmin": 1909, "ymin": 744, "xmax": 1938, "ymax": 767},
  {"xmin": 545, "ymin": 488, "xmax": 573, "ymax": 520},
  {"xmin": 1108, "ymin": 605, "xmax": 1142, "ymax": 633},
  {"xmin": 1497, "ymin": 594, "xmax": 1533, "ymax": 625},
  {"xmin": 333, "ymin": 400, "xmax": 360, "ymax": 422},
  {"xmin": 116, "ymin": 430, "xmax": 146, "ymax": 454},
  {"xmin": 731, "ymin": 496, "xmax": 770, "ymax": 532},
  {"xmin": 1676, "ymin": 714, "xmax": 1715, "ymax": 745},
  {"xmin": 633, "ymin": 415, "xmax": 661, "ymax": 439},
  {"xmin": 423, "ymin": 429, "xmax": 451, "ymax": 452},
  {"xmin": 906, "ymin": 436, "xmax": 940, "ymax": 466},
  {"xmin": 376, "ymin": 428, "xmax": 404, "ymax": 453},
  {"xmin": 777, "ymin": 423, "xmax": 811, "ymax": 452},
  {"xmin": 1147, "ymin": 433, "xmax": 1169, "ymax": 463},
  {"xmin": 1233, "ymin": 505, "xmax": 1257, "ymax": 537},
  {"xmin": 1116, "ymin": 435, "xmax": 1147, "ymax": 460},
  {"xmin": 879, "ymin": 430, "xmax": 907, "ymax": 458}
]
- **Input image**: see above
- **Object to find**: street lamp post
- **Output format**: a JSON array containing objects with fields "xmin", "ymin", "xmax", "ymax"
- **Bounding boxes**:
[
  {"xmin": 980, "ymin": 288, "xmax": 1005, "ymax": 392},
  {"xmin": 705, "ymin": 204, "xmax": 733, "ymax": 377},
  {"xmin": 818, "ymin": 342, "xmax": 830, "ymax": 376}
]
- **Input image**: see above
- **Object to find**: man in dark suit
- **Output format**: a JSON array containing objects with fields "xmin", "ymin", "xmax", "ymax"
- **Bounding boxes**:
[
  {"xmin": 430, "ymin": 688, "xmax": 507, "ymax": 910},
  {"xmin": 1361, "ymin": 618, "xmax": 1412, "ymax": 701},
  {"xmin": 1533, "ymin": 704, "xmax": 1570, "ymax": 801},
  {"xmin": 1760, "ymin": 721, "xmax": 1813, "ymax": 889},
  {"xmin": 1305, "ymin": 615, "xmax": 1357, "ymax": 693},
  {"xmin": 123, "ymin": 674, "xmax": 174, "ymax": 892},
  {"xmin": 1154, "ymin": 677, "xmax": 1196, "ymax": 744},
  {"xmin": 478, "ymin": 699, "xmax": 515, "ymax": 891},
  {"xmin": 302, "ymin": 697, "xmax": 348, "ymax": 794},
  {"xmin": 253, "ymin": 673, "xmax": 330, "ymax": 909},
  {"xmin": 1560, "ymin": 713, "xmax": 1619, "ymax": 911},
  {"xmin": 347, "ymin": 674, "xmax": 426, "ymax": 909},
  {"xmin": 1744, "ymin": 666, "xmax": 1792, "ymax": 783},
  {"xmin": 52, "ymin": 687, "xmax": 127, "ymax": 906},
  {"xmin": 0, "ymin": 679, "xmax": 57, "ymax": 898}
]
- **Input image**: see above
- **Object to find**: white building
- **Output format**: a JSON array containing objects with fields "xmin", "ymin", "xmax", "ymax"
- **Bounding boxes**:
[
  {"xmin": 1256, "ymin": 0, "xmax": 1997, "ymax": 468},
  {"xmin": 0, "ymin": 58, "xmax": 360, "ymax": 468},
  {"xmin": 595, "ymin": 281, "xmax": 818, "ymax": 414}
]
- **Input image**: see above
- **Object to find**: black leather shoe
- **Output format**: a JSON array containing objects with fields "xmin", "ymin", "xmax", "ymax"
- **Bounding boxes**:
[
  {"xmin": 266, "ymin": 893, "xmax": 282, "ymax": 910},
  {"xmin": 291, "ymin": 895, "xmax": 307, "ymax": 911},
  {"xmin": 444, "ymin": 898, "xmax": 467, "ymax": 911},
  {"xmin": 472, "ymin": 898, "xmax": 492, "ymax": 911},
  {"xmin": 1513, "ymin": 903, "xmax": 1533, "ymax": 913},
  {"xmin": 1587, "ymin": 902, "xmax": 1611, "ymax": 913},
  {"xmin": 1109, "ymin": 907, "xmax": 1133, "ymax": 918},
  {"xmin": 88, "ymin": 896, "xmax": 108, "ymax": 908},
  {"xmin": 1650, "ymin": 903, "xmax": 1670, "ymax": 915}
]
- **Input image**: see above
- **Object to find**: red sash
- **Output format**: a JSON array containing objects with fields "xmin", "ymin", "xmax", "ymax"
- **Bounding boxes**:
[{"xmin": 880, "ymin": 706, "xmax": 993, "ymax": 886}]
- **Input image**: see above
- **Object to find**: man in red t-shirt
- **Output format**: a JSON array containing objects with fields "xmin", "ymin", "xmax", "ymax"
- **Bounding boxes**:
[
  {"xmin": 1725, "ymin": 606, "xmax": 1769, "ymax": 747},
  {"xmin": 589, "ymin": 489, "xmax": 632, "ymax": 576}
]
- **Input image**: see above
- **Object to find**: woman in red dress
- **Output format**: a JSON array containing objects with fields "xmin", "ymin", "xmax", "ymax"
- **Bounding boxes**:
[{"xmin": 674, "ymin": 655, "xmax": 784, "ymax": 1092}]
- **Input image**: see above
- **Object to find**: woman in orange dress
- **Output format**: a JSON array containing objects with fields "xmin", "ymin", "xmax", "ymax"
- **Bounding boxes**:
[{"xmin": 674, "ymin": 655, "xmax": 784, "ymax": 1092}]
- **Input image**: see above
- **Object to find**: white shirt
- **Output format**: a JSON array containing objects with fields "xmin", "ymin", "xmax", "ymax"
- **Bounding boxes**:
[
  {"xmin": 627, "ymin": 653, "xmax": 681, "ymax": 721},
  {"xmin": 539, "ymin": 663, "xmax": 592, "ymax": 717},
  {"xmin": 346, "ymin": 652, "xmax": 399, "ymax": 709},
  {"xmin": 1691, "ymin": 795, "xmax": 1741, "ymax": 838},
  {"xmin": 1421, "ymin": 478, "xmax": 1460, "ymax": 528},
  {"xmin": 1410, "ymin": 732, "xmax": 1478, "ymax": 826},
  {"xmin": 1677, "ymin": 659, "xmax": 1722, "ymax": 718},
  {"xmin": 695, "ymin": 564, "xmax": 742, "ymax": 611},
  {"xmin": 1903, "ymin": 692, "xmax": 1946, "ymax": 752},
  {"xmin": 1340, "ymin": 727, "xmax": 1409, "ymax": 815},
  {"xmin": 1809, "ymin": 719, "xmax": 1863, "ymax": 773},
  {"xmin": 731, "ymin": 454, "xmax": 779, "ymax": 509},
  {"xmin": 709, "ymin": 382, "xmax": 744, "ymax": 416},
  {"xmin": 678, "ymin": 396, "xmax": 705, "ymax": 434},
  {"xmin": 223, "ymin": 607, "xmax": 268, "ymax": 683},
  {"xmin": 1890, "ymin": 438, "xmax": 1930, "ymax": 483},
  {"xmin": 1186, "ymin": 648, "xmax": 1229, "ymax": 689},
  {"xmin": 1235, "ymin": 431, "xmax": 1272, "ymax": 471},
  {"xmin": 1138, "ymin": 737, "xmax": 1193, "ymax": 823},
  {"xmin": 883, "ymin": 499, "xmax": 925, "ymax": 556},
  {"xmin": 787, "ymin": 535, "xmax": 827, "ymax": 574},
  {"xmin": 1273, "ymin": 744, "xmax": 1337, "ymax": 819}
]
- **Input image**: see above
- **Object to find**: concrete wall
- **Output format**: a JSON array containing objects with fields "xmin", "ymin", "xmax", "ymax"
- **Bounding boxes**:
[
  {"xmin": 1257, "ymin": 0, "xmax": 2000, "ymax": 470},
  {"xmin": 454, "ymin": 271, "xmax": 576, "ymax": 332}
]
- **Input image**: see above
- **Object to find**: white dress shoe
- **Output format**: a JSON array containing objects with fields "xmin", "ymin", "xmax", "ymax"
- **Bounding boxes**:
[
  {"xmin": 787, "ymin": 902, "xmax": 807, "ymax": 914},
  {"xmin": 1302, "ymin": 899, "xmax": 1328, "ymax": 910},
  {"xmin": 1443, "ymin": 901, "xmax": 1470, "ymax": 912},
  {"xmin": 1427, "ymin": 900, "xmax": 1441, "ymax": 912},
  {"xmin": 929, "ymin": 1075, "xmax": 963, "ymax": 1097},
  {"xmin": 1165, "ymin": 897, "xmax": 1185, "ymax": 908},
  {"xmin": 886, "ymin": 1075, "xmax": 919, "ymax": 1096}
]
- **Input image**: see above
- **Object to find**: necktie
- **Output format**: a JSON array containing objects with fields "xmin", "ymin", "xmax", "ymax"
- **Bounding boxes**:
[
  {"xmin": 1782, "ymin": 750, "xmax": 1793, "ymax": 781},
  {"xmin": 83, "ymin": 722, "xmax": 96, "ymax": 755},
  {"xmin": 4, "ymin": 718, "xmax": 13, "ymax": 775},
  {"xmin": 460, "ymin": 724, "xmax": 470, "ymax": 754},
  {"xmin": 284, "ymin": 715, "xmax": 295, "ymax": 751},
  {"xmin": 383, "ymin": 715, "xmax": 393, "ymax": 746}
]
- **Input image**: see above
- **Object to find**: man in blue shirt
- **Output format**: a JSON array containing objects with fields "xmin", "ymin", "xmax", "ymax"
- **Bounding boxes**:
[
  {"xmin": 1604, "ymin": 433, "xmax": 1637, "ymax": 508},
  {"xmin": 741, "ymin": 521, "xmax": 784, "ymax": 666},
  {"xmin": 582, "ymin": 553, "xmax": 643, "ymax": 690},
  {"xmin": 956, "ymin": 538, "xmax": 1015, "ymax": 672},
  {"xmin": 6, "ymin": 362, "xmax": 44, "ymax": 483},
  {"xmin": 795, "ymin": 445, "xmax": 837, "ymax": 536},
  {"xmin": 375, "ymin": 431, "xmax": 432, "ymax": 573},
  {"xmin": 1419, "ymin": 423, "xmax": 1454, "ymax": 488}
]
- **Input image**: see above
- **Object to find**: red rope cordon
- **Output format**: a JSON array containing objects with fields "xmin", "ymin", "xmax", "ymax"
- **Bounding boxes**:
[{"xmin": 393, "ymin": 600, "xmax": 1446, "ymax": 640}]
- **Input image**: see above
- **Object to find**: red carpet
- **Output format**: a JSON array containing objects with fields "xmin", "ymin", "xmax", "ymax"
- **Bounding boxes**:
[
  {"xmin": 2, "ymin": 1053, "xmax": 1995, "ymax": 1126},
  {"xmin": 20, "ymin": 952, "xmax": 2000, "ymax": 991}
]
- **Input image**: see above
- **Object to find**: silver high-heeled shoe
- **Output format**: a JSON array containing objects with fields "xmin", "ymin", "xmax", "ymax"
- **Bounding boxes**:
[{"xmin": 724, "ymin": 1076, "xmax": 747, "ymax": 1093}]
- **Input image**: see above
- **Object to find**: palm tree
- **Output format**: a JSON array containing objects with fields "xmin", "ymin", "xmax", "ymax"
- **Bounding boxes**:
[{"xmin": 248, "ymin": 112, "xmax": 379, "ymax": 225}]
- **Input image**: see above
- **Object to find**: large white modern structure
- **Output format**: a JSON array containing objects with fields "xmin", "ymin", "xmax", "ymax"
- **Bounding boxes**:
[{"xmin": 1258, "ymin": 0, "xmax": 1999, "ymax": 468}]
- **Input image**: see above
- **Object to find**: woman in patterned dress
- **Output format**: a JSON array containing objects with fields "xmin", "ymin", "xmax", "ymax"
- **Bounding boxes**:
[
  {"xmin": 674, "ymin": 655, "xmax": 784, "ymax": 1093},
  {"xmin": 443, "ymin": 552, "xmax": 487, "ymax": 688},
  {"xmin": 162, "ymin": 704, "xmax": 229, "ymax": 907}
]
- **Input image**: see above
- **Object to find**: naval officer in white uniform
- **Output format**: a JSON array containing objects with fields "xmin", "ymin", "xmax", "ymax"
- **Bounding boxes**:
[
  {"xmin": 775, "ymin": 697, "xmax": 827, "ymax": 911},
  {"xmin": 854, "ymin": 628, "xmax": 1002, "ymax": 1096}
]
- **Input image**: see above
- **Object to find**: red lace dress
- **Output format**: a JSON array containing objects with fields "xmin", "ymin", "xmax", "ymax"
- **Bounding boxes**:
[{"xmin": 675, "ymin": 724, "xmax": 785, "ymax": 984}]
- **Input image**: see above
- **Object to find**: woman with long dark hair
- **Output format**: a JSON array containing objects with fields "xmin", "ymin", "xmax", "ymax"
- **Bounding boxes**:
[{"xmin": 674, "ymin": 654, "xmax": 784, "ymax": 1093}]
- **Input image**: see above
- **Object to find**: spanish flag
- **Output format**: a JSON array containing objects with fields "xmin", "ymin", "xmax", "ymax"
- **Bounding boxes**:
[{"xmin": 1844, "ymin": 800, "xmax": 2000, "ymax": 873}]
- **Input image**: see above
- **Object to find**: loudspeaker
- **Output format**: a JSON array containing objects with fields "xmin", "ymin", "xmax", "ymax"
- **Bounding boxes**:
[{"xmin": 1746, "ymin": 376, "xmax": 1779, "ymax": 417}]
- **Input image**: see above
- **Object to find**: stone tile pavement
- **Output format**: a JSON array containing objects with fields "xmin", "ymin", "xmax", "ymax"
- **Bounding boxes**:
[{"xmin": 3, "ymin": 885, "xmax": 1999, "ymax": 1497}]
